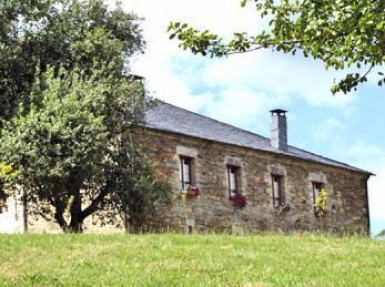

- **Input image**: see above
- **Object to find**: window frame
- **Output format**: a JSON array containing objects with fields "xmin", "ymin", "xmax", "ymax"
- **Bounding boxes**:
[
  {"xmin": 312, "ymin": 182, "xmax": 324, "ymax": 214},
  {"xmin": 227, "ymin": 165, "xmax": 240, "ymax": 199},
  {"xmin": 272, "ymin": 174, "xmax": 285, "ymax": 206},
  {"xmin": 180, "ymin": 156, "xmax": 193, "ymax": 189}
]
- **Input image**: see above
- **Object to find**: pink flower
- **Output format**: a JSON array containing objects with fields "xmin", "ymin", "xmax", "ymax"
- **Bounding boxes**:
[{"xmin": 231, "ymin": 193, "xmax": 247, "ymax": 208}]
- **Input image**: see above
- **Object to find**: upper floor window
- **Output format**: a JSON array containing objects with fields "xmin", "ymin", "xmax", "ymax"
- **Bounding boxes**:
[
  {"xmin": 227, "ymin": 165, "xmax": 240, "ymax": 199},
  {"xmin": 180, "ymin": 156, "xmax": 193, "ymax": 189},
  {"xmin": 272, "ymin": 175, "xmax": 285, "ymax": 206}
]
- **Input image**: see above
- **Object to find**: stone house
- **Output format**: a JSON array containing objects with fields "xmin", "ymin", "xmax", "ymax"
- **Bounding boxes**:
[
  {"xmin": 0, "ymin": 102, "xmax": 372, "ymax": 234},
  {"xmin": 140, "ymin": 103, "xmax": 372, "ymax": 235}
]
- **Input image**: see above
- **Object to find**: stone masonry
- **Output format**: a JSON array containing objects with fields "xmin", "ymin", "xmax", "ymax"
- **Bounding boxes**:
[{"xmin": 139, "ymin": 128, "xmax": 370, "ymax": 235}]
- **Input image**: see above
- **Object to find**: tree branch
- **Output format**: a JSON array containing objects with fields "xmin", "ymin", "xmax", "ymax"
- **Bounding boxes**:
[
  {"xmin": 79, "ymin": 182, "xmax": 111, "ymax": 222},
  {"xmin": 226, "ymin": 40, "xmax": 304, "ymax": 56},
  {"xmin": 47, "ymin": 195, "xmax": 68, "ymax": 229},
  {"xmin": 226, "ymin": 45, "xmax": 264, "ymax": 55}
]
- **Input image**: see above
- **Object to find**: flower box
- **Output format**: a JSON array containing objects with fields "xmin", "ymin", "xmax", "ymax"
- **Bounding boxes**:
[
  {"xmin": 181, "ymin": 186, "xmax": 200, "ymax": 200},
  {"xmin": 274, "ymin": 203, "xmax": 292, "ymax": 216},
  {"xmin": 231, "ymin": 193, "xmax": 247, "ymax": 208}
]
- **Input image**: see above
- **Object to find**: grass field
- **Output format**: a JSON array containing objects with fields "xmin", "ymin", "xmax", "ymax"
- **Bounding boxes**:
[{"xmin": 0, "ymin": 233, "xmax": 384, "ymax": 287}]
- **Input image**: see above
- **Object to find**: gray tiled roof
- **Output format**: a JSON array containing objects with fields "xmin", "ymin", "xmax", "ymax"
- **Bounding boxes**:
[{"xmin": 144, "ymin": 102, "xmax": 371, "ymax": 174}]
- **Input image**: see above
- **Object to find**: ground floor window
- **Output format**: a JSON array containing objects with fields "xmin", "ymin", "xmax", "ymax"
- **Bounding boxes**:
[
  {"xmin": 272, "ymin": 175, "xmax": 285, "ymax": 206},
  {"xmin": 312, "ymin": 182, "xmax": 325, "ymax": 215},
  {"xmin": 227, "ymin": 165, "xmax": 240, "ymax": 199},
  {"xmin": 180, "ymin": 156, "xmax": 193, "ymax": 189}
]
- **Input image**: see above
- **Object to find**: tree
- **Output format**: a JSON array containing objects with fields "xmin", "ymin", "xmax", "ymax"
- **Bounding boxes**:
[
  {"xmin": 0, "ymin": 0, "xmax": 143, "ymax": 120},
  {"xmin": 1, "ymin": 68, "xmax": 171, "ymax": 232},
  {"xmin": 168, "ymin": 0, "xmax": 385, "ymax": 94},
  {"xmin": 0, "ymin": 0, "xmax": 171, "ymax": 232}
]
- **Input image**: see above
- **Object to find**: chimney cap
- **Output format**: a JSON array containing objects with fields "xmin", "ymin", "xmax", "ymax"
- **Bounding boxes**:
[{"xmin": 270, "ymin": 109, "xmax": 288, "ymax": 115}]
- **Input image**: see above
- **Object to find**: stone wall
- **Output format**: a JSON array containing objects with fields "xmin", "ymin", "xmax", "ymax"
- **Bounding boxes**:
[
  {"xmin": 139, "ymin": 128, "xmax": 370, "ymax": 235},
  {"xmin": 2, "ymin": 127, "xmax": 369, "ymax": 235},
  {"xmin": 0, "ymin": 194, "xmax": 25, "ymax": 233},
  {"xmin": 25, "ymin": 198, "xmax": 124, "ymax": 234}
]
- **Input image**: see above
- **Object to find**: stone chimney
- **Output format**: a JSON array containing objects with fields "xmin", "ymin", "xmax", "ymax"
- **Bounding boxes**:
[{"xmin": 270, "ymin": 109, "xmax": 288, "ymax": 151}]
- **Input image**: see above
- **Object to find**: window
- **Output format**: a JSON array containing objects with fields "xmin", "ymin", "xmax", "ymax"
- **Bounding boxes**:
[
  {"xmin": 272, "ymin": 175, "xmax": 285, "ymax": 206},
  {"xmin": 227, "ymin": 166, "xmax": 239, "ymax": 199},
  {"xmin": 180, "ymin": 156, "xmax": 193, "ymax": 189},
  {"xmin": 312, "ymin": 182, "xmax": 324, "ymax": 214}
]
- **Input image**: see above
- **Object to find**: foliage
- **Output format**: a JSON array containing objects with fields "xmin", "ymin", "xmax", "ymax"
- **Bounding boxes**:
[
  {"xmin": 1, "ymin": 234, "xmax": 384, "ymax": 287},
  {"xmin": 111, "ymin": 151, "xmax": 172, "ymax": 233},
  {"xmin": 0, "ymin": 67, "xmax": 171, "ymax": 232},
  {"xmin": 0, "ymin": 163, "xmax": 18, "ymax": 186},
  {"xmin": 314, "ymin": 188, "xmax": 328, "ymax": 217},
  {"xmin": 0, "ymin": 0, "xmax": 171, "ymax": 232},
  {"xmin": 168, "ymin": 0, "xmax": 385, "ymax": 94},
  {"xmin": 0, "ymin": 163, "xmax": 18, "ymax": 212},
  {"xmin": 0, "ymin": 0, "xmax": 144, "ymax": 120}
]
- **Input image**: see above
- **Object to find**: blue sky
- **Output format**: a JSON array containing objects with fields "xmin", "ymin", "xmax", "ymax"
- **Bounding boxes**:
[{"xmin": 116, "ymin": 0, "xmax": 385, "ymax": 235}]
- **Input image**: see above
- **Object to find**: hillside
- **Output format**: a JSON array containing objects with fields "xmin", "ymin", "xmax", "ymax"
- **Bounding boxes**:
[{"xmin": 0, "ymin": 234, "xmax": 384, "ymax": 287}]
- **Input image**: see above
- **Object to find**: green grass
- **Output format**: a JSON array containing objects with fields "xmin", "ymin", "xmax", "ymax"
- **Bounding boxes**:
[{"xmin": 0, "ymin": 233, "xmax": 384, "ymax": 287}]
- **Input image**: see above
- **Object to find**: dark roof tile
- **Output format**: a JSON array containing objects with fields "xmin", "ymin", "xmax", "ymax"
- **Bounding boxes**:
[{"xmin": 144, "ymin": 102, "xmax": 371, "ymax": 174}]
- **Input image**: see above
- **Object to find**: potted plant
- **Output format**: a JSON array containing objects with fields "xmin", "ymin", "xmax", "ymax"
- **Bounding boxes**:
[
  {"xmin": 181, "ymin": 185, "xmax": 200, "ymax": 202},
  {"xmin": 314, "ymin": 189, "xmax": 328, "ymax": 217},
  {"xmin": 275, "ymin": 203, "xmax": 292, "ymax": 216},
  {"xmin": 231, "ymin": 193, "xmax": 247, "ymax": 208},
  {"xmin": 187, "ymin": 186, "xmax": 200, "ymax": 197}
]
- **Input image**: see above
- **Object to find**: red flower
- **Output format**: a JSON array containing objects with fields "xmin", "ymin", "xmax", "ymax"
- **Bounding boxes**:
[
  {"xmin": 187, "ymin": 186, "xmax": 200, "ymax": 197},
  {"xmin": 231, "ymin": 193, "xmax": 247, "ymax": 208}
]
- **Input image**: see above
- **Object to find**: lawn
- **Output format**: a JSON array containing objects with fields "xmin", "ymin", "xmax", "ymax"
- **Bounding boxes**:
[{"xmin": 0, "ymin": 233, "xmax": 384, "ymax": 287}]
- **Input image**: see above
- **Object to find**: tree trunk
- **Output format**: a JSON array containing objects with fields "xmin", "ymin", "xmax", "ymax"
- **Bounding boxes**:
[
  {"xmin": 67, "ymin": 220, "xmax": 83, "ymax": 233},
  {"xmin": 68, "ymin": 192, "xmax": 83, "ymax": 233},
  {"xmin": 51, "ymin": 171, "xmax": 113, "ymax": 233},
  {"xmin": 54, "ymin": 210, "xmax": 68, "ymax": 231},
  {"xmin": 48, "ymin": 194, "xmax": 69, "ymax": 231},
  {"xmin": 67, "ymin": 170, "xmax": 84, "ymax": 233},
  {"xmin": 78, "ymin": 181, "xmax": 111, "ymax": 223}
]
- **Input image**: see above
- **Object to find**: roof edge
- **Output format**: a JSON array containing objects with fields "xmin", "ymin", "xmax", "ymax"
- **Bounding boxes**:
[{"xmin": 143, "ymin": 125, "xmax": 374, "ymax": 176}]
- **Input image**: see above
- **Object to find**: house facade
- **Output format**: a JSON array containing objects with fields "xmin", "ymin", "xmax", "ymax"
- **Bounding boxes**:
[
  {"xmin": 0, "ymin": 102, "xmax": 372, "ymax": 234},
  {"xmin": 139, "ymin": 103, "xmax": 371, "ymax": 235}
]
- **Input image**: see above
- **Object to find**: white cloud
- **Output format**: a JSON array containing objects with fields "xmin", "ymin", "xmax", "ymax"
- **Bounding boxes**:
[
  {"xmin": 119, "ymin": 0, "xmax": 259, "ymax": 36},
  {"xmin": 117, "ymin": 0, "xmax": 356, "ymax": 113},
  {"xmin": 197, "ymin": 87, "xmax": 273, "ymax": 128}
]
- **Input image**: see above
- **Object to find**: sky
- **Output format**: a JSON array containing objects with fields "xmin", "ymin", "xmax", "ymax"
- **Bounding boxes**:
[{"xmin": 113, "ymin": 0, "xmax": 385, "ymax": 235}]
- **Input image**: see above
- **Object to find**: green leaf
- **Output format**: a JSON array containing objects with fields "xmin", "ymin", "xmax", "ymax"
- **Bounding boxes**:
[{"xmin": 167, "ymin": 0, "xmax": 385, "ymax": 94}]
